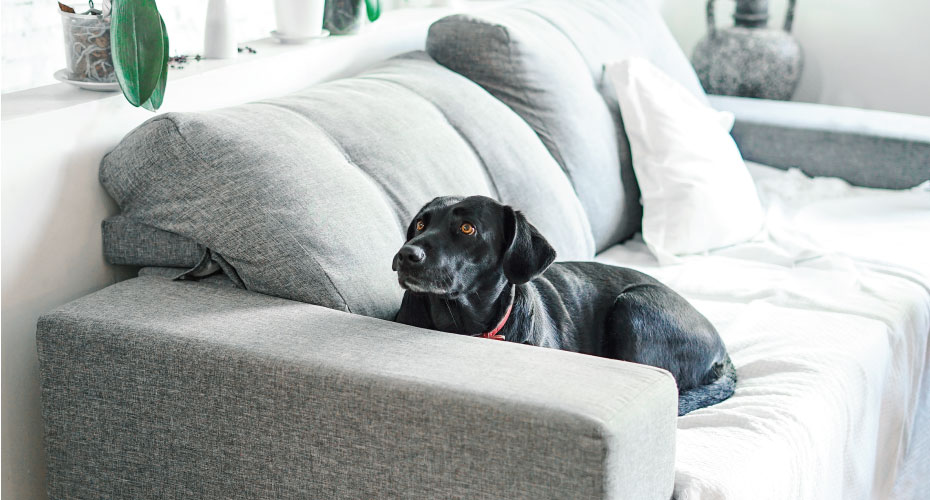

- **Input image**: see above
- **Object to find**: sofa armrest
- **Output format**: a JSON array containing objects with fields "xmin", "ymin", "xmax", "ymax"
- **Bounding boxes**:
[
  {"xmin": 709, "ymin": 95, "xmax": 930, "ymax": 189},
  {"xmin": 37, "ymin": 276, "xmax": 677, "ymax": 500}
]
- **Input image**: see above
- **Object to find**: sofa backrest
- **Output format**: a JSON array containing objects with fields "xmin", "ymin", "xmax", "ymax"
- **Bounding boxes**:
[
  {"xmin": 100, "ymin": 52, "xmax": 594, "ymax": 318},
  {"xmin": 426, "ymin": 0, "xmax": 707, "ymax": 251}
]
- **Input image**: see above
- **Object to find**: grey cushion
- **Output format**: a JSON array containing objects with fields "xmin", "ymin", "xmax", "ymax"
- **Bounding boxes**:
[
  {"xmin": 103, "ymin": 215, "xmax": 204, "ymax": 268},
  {"xmin": 427, "ymin": 0, "xmax": 708, "ymax": 250},
  {"xmin": 100, "ymin": 52, "xmax": 594, "ymax": 319}
]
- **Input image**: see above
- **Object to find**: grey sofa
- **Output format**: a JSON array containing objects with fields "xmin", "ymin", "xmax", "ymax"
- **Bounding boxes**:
[{"xmin": 36, "ymin": 1, "xmax": 930, "ymax": 499}]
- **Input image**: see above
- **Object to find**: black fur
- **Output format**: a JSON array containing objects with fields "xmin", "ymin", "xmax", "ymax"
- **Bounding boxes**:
[{"xmin": 393, "ymin": 196, "xmax": 736, "ymax": 415}]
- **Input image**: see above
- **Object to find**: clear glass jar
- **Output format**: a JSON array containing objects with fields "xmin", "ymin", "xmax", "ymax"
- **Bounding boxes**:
[{"xmin": 60, "ymin": 10, "xmax": 117, "ymax": 82}]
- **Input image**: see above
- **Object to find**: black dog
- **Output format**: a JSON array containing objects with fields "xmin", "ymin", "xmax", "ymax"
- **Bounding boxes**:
[{"xmin": 393, "ymin": 196, "xmax": 736, "ymax": 415}]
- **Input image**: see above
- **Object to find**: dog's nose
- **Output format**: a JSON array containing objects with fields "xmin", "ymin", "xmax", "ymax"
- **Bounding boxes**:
[{"xmin": 397, "ymin": 245, "xmax": 425, "ymax": 265}]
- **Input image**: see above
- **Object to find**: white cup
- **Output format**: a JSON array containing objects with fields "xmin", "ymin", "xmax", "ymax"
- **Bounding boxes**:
[{"xmin": 274, "ymin": 0, "xmax": 326, "ymax": 37}]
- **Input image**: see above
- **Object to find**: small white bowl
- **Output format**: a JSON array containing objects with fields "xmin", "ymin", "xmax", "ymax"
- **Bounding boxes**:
[{"xmin": 270, "ymin": 29, "xmax": 330, "ymax": 44}]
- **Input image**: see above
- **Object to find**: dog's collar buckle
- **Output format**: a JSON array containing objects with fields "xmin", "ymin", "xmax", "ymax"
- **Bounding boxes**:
[{"xmin": 479, "ymin": 287, "xmax": 514, "ymax": 341}]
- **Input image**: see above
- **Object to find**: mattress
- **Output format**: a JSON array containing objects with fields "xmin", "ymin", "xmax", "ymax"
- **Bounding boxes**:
[{"xmin": 595, "ymin": 163, "xmax": 930, "ymax": 500}]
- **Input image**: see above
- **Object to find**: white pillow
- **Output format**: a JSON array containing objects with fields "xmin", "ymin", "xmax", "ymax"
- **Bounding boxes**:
[{"xmin": 606, "ymin": 58, "xmax": 764, "ymax": 263}]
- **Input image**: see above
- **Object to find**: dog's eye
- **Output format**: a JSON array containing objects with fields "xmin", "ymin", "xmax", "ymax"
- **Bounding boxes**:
[
  {"xmin": 416, "ymin": 220, "xmax": 425, "ymax": 232},
  {"xmin": 460, "ymin": 223, "xmax": 476, "ymax": 235}
]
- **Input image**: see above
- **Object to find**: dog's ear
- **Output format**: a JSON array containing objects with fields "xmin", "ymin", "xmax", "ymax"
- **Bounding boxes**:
[{"xmin": 502, "ymin": 206, "xmax": 557, "ymax": 285}]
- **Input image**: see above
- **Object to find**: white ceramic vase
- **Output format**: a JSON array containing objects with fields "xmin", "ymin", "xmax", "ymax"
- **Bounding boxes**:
[
  {"xmin": 274, "ymin": 0, "xmax": 326, "ymax": 37},
  {"xmin": 204, "ymin": 0, "xmax": 237, "ymax": 59}
]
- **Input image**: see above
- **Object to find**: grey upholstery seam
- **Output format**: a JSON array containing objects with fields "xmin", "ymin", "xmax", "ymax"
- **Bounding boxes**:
[
  {"xmin": 256, "ymin": 100, "xmax": 412, "ymax": 236},
  {"xmin": 360, "ymin": 75, "xmax": 504, "ymax": 200},
  {"xmin": 448, "ymin": 16, "xmax": 575, "ymax": 183},
  {"xmin": 162, "ymin": 114, "xmax": 352, "ymax": 313}
]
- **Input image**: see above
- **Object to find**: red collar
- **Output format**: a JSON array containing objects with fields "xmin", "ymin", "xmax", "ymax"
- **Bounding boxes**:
[{"xmin": 478, "ymin": 287, "xmax": 514, "ymax": 341}]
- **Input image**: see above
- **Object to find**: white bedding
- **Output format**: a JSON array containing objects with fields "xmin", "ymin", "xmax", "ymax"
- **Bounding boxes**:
[{"xmin": 595, "ymin": 164, "xmax": 930, "ymax": 500}]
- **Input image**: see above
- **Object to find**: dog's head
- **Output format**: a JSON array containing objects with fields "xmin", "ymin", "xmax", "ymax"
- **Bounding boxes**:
[{"xmin": 392, "ymin": 195, "xmax": 556, "ymax": 298}]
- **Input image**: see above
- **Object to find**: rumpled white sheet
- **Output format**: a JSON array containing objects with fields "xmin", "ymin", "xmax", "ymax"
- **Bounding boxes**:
[{"xmin": 595, "ymin": 164, "xmax": 930, "ymax": 500}]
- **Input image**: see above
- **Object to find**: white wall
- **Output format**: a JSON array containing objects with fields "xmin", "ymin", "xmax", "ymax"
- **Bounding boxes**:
[{"xmin": 661, "ymin": 0, "xmax": 930, "ymax": 116}]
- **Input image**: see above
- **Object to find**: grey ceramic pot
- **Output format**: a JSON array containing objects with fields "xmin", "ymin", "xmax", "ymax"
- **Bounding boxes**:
[{"xmin": 692, "ymin": 0, "xmax": 803, "ymax": 100}]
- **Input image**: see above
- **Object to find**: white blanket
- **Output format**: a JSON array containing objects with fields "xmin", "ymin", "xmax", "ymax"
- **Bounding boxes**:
[{"xmin": 595, "ymin": 164, "xmax": 930, "ymax": 500}]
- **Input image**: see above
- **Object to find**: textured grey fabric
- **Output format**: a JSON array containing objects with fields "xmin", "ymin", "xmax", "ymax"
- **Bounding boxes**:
[
  {"xmin": 103, "ymin": 215, "xmax": 203, "ymax": 267},
  {"xmin": 427, "ymin": 0, "xmax": 708, "ymax": 250},
  {"xmin": 37, "ymin": 276, "xmax": 677, "ymax": 500},
  {"xmin": 100, "ymin": 52, "xmax": 593, "ymax": 319},
  {"xmin": 710, "ymin": 95, "xmax": 930, "ymax": 189}
]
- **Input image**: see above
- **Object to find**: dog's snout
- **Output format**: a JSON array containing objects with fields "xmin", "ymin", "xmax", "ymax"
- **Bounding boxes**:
[{"xmin": 396, "ymin": 245, "xmax": 426, "ymax": 267}]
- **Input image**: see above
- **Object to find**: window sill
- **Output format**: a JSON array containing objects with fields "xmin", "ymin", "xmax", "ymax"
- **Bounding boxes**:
[{"xmin": 2, "ymin": 4, "xmax": 506, "ymax": 122}]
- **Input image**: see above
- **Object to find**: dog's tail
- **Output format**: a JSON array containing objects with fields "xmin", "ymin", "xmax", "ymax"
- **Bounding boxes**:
[{"xmin": 677, "ymin": 355, "xmax": 737, "ymax": 416}]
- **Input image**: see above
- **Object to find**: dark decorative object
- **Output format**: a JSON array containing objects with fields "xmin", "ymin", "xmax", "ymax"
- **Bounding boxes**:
[
  {"xmin": 324, "ymin": 0, "xmax": 380, "ymax": 35},
  {"xmin": 692, "ymin": 0, "xmax": 802, "ymax": 100}
]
